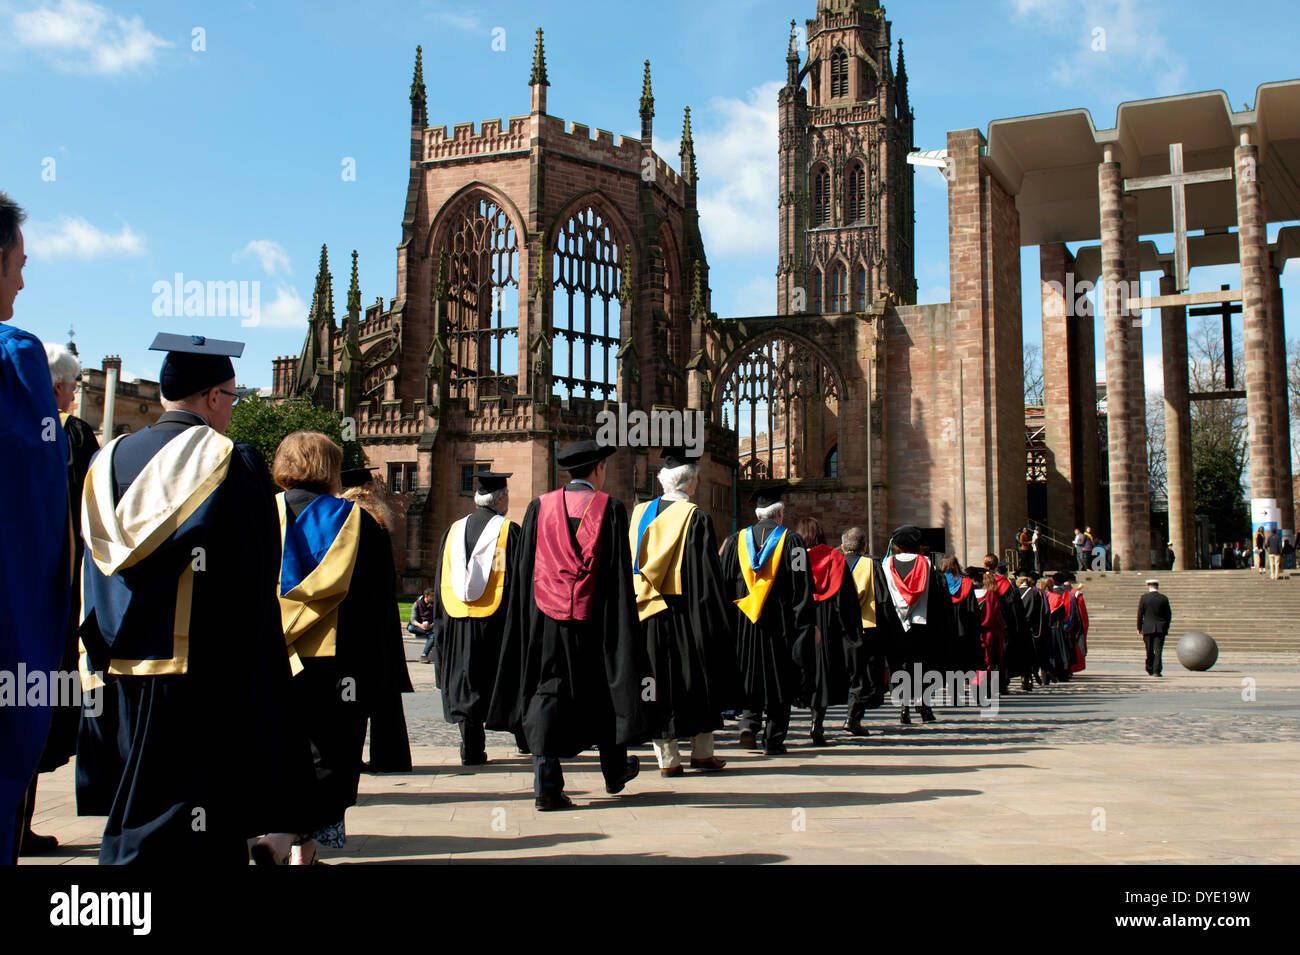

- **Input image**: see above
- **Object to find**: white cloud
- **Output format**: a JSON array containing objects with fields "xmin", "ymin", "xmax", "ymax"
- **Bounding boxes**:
[
  {"xmin": 1017, "ymin": 0, "xmax": 1187, "ymax": 99},
  {"xmin": 233, "ymin": 239, "xmax": 292, "ymax": 277},
  {"xmin": 13, "ymin": 0, "xmax": 170, "ymax": 75},
  {"xmin": 430, "ymin": 8, "xmax": 482, "ymax": 33},
  {"xmin": 26, "ymin": 215, "xmax": 144, "ymax": 259},
  {"xmin": 727, "ymin": 275, "xmax": 777, "ymax": 317},
  {"xmin": 658, "ymin": 81, "xmax": 781, "ymax": 258},
  {"xmin": 254, "ymin": 283, "xmax": 309, "ymax": 330}
]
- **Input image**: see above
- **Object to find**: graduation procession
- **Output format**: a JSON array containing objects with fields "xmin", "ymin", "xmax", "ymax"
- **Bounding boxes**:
[{"xmin": 1, "ymin": 318, "xmax": 1098, "ymax": 868}]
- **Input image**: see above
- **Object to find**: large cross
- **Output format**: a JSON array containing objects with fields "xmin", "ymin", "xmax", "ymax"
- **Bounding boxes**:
[
  {"xmin": 1124, "ymin": 142, "xmax": 1234, "ymax": 293},
  {"xmin": 1188, "ymin": 283, "xmax": 1242, "ymax": 389}
]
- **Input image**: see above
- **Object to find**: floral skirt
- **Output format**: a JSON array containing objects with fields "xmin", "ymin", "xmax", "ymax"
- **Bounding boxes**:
[{"xmin": 306, "ymin": 819, "xmax": 346, "ymax": 849}]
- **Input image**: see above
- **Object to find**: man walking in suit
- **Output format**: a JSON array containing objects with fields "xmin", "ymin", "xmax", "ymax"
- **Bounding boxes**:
[{"xmin": 1136, "ymin": 579, "xmax": 1172, "ymax": 677}]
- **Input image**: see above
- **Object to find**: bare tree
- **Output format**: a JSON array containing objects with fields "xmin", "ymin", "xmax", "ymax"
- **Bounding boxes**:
[
  {"xmin": 1147, "ymin": 390, "xmax": 1167, "ymax": 502},
  {"xmin": 1188, "ymin": 316, "xmax": 1247, "ymax": 469},
  {"xmin": 1024, "ymin": 342, "xmax": 1043, "ymax": 406}
]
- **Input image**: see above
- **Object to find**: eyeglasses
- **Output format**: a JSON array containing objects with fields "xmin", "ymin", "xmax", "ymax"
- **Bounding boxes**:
[{"xmin": 215, "ymin": 388, "xmax": 241, "ymax": 406}]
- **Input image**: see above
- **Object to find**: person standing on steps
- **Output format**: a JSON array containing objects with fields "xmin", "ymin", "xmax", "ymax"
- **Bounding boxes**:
[{"xmin": 1136, "ymin": 579, "xmax": 1172, "ymax": 677}]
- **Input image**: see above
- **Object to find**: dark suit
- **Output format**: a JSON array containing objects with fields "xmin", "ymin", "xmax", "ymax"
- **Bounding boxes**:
[{"xmin": 1137, "ymin": 590, "xmax": 1172, "ymax": 676}]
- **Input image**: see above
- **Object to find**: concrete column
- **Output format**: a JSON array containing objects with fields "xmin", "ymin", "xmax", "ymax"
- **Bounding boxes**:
[
  {"xmin": 1040, "ymin": 243, "xmax": 1099, "ymax": 538},
  {"xmin": 1099, "ymin": 157, "xmax": 1149, "ymax": 571},
  {"xmin": 1266, "ymin": 263, "xmax": 1294, "ymax": 532},
  {"xmin": 1160, "ymin": 271, "xmax": 1194, "ymax": 568},
  {"xmin": 1236, "ymin": 140, "xmax": 1278, "ymax": 526},
  {"xmin": 1124, "ymin": 193, "xmax": 1150, "ymax": 569}
]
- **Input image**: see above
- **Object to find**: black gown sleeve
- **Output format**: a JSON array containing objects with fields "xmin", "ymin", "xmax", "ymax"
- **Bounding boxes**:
[
  {"xmin": 684, "ymin": 509, "xmax": 741, "ymax": 712},
  {"xmin": 486, "ymin": 500, "xmax": 538, "ymax": 734},
  {"xmin": 601, "ymin": 498, "xmax": 655, "ymax": 747}
]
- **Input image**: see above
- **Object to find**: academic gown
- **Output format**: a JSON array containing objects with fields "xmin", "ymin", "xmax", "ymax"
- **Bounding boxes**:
[
  {"xmin": 719, "ymin": 522, "xmax": 816, "ymax": 713},
  {"xmin": 844, "ymin": 554, "xmax": 887, "ymax": 710},
  {"xmin": 948, "ymin": 576, "xmax": 982, "ymax": 674},
  {"xmin": 78, "ymin": 411, "xmax": 316, "ymax": 864},
  {"xmin": 1019, "ymin": 585, "xmax": 1050, "ymax": 675},
  {"xmin": 280, "ymin": 488, "xmax": 412, "ymax": 829},
  {"xmin": 872, "ymin": 553, "xmax": 956, "ymax": 680},
  {"xmin": 38, "ymin": 414, "xmax": 98, "ymax": 774},
  {"xmin": 634, "ymin": 499, "xmax": 740, "ymax": 739},
  {"xmin": 486, "ymin": 489, "xmax": 653, "ymax": 757},
  {"xmin": 993, "ymin": 576, "xmax": 1034, "ymax": 682},
  {"xmin": 974, "ymin": 590, "xmax": 1006, "ymax": 686},
  {"xmin": 358, "ymin": 518, "xmax": 413, "ymax": 773},
  {"xmin": 432, "ymin": 506, "xmax": 521, "ymax": 728},
  {"xmin": 1043, "ymin": 590, "xmax": 1076, "ymax": 680},
  {"xmin": 805, "ymin": 545, "xmax": 864, "ymax": 712},
  {"xmin": 0, "ymin": 324, "xmax": 70, "ymax": 865}
]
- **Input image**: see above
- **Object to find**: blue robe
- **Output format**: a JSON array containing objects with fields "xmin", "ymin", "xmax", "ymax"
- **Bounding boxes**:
[{"xmin": 0, "ymin": 324, "xmax": 69, "ymax": 864}]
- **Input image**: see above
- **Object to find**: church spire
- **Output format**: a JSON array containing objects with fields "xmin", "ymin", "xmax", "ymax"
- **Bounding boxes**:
[
  {"xmin": 347, "ymin": 249, "xmax": 361, "ymax": 319},
  {"xmin": 639, "ymin": 59, "xmax": 654, "ymax": 142},
  {"xmin": 314, "ymin": 243, "xmax": 334, "ymax": 327},
  {"xmin": 896, "ymin": 38, "xmax": 907, "ymax": 82},
  {"xmin": 529, "ymin": 28, "xmax": 549, "ymax": 114},
  {"xmin": 529, "ymin": 28, "xmax": 549, "ymax": 86},
  {"xmin": 410, "ymin": 45, "xmax": 426, "ymax": 126},
  {"xmin": 679, "ymin": 106, "xmax": 697, "ymax": 185},
  {"xmin": 786, "ymin": 19, "xmax": 801, "ymax": 88}
]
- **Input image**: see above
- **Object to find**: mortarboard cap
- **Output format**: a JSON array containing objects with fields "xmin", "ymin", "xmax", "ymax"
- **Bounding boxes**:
[
  {"xmin": 747, "ymin": 483, "xmax": 788, "ymax": 507},
  {"xmin": 474, "ymin": 470, "xmax": 512, "ymax": 492},
  {"xmin": 891, "ymin": 524, "xmax": 924, "ymax": 549},
  {"xmin": 660, "ymin": 446, "xmax": 701, "ymax": 469},
  {"xmin": 150, "ymin": 333, "xmax": 244, "ymax": 400},
  {"xmin": 340, "ymin": 467, "xmax": 378, "ymax": 489},
  {"xmin": 1050, "ymin": 570, "xmax": 1075, "ymax": 585},
  {"xmin": 556, "ymin": 439, "xmax": 616, "ymax": 472}
]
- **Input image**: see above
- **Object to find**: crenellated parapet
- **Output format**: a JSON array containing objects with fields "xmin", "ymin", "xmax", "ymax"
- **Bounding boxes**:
[{"xmin": 423, "ymin": 117, "xmax": 530, "ymax": 160}]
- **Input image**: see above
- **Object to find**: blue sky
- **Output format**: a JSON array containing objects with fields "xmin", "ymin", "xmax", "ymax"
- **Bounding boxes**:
[{"xmin": 2, "ymin": 0, "xmax": 1297, "ymax": 394}]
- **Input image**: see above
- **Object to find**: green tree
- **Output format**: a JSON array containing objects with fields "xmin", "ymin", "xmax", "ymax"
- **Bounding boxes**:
[
  {"xmin": 1193, "ymin": 442, "xmax": 1249, "ymax": 545},
  {"xmin": 227, "ymin": 394, "xmax": 365, "ymax": 476}
]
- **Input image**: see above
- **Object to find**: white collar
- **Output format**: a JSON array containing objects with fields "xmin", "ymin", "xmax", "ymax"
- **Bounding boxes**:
[
  {"xmin": 661, "ymin": 491, "xmax": 688, "ymax": 502},
  {"xmin": 568, "ymin": 479, "xmax": 595, "ymax": 490}
]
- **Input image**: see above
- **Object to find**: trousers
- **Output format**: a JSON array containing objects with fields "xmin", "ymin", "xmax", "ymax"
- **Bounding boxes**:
[
  {"xmin": 739, "ymin": 705, "xmax": 790, "ymax": 750},
  {"xmin": 651, "ymin": 733, "xmax": 714, "ymax": 769},
  {"xmin": 1143, "ymin": 633, "xmax": 1166, "ymax": 676},
  {"xmin": 533, "ymin": 741, "xmax": 629, "ymax": 797}
]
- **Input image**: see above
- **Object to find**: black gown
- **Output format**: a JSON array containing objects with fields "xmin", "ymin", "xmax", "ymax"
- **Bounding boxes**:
[
  {"xmin": 872, "ymin": 553, "xmax": 957, "ymax": 691},
  {"xmin": 637, "ymin": 501, "xmax": 739, "ymax": 739},
  {"xmin": 948, "ymin": 577, "xmax": 983, "ymax": 675},
  {"xmin": 806, "ymin": 550, "xmax": 864, "ymax": 713},
  {"xmin": 486, "ymin": 493, "xmax": 654, "ymax": 757},
  {"xmin": 719, "ymin": 523, "xmax": 816, "ymax": 714},
  {"xmin": 78, "ymin": 412, "xmax": 317, "ymax": 864},
  {"xmin": 994, "ymin": 576, "xmax": 1034, "ymax": 684},
  {"xmin": 359, "ymin": 518, "xmax": 413, "ymax": 773},
  {"xmin": 432, "ymin": 508, "xmax": 521, "ymax": 728},
  {"xmin": 1019, "ymin": 584, "xmax": 1050, "ymax": 678},
  {"xmin": 281, "ymin": 488, "xmax": 412, "ymax": 831}
]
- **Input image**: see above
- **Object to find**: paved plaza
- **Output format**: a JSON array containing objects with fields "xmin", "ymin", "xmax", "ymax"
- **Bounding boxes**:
[{"xmin": 24, "ymin": 639, "xmax": 1300, "ymax": 865}]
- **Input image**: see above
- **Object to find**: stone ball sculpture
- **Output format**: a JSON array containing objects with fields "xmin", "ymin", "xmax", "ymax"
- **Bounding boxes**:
[{"xmin": 1176, "ymin": 631, "xmax": 1218, "ymax": 671}]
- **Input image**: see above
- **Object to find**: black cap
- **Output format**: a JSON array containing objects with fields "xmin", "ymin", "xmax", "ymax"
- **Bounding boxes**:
[
  {"xmin": 340, "ymin": 467, "xmax": 378, "ymax": 489},
  {"xmin": 660, "ymin": 446, "xmax": 701, "ymax": 469},
  {"xmin": 556, "ymin": 439, "xmax": 616, "ymax": 472},
  {"xmin": 150, "ymin": 332, "xmax": 243, "ymax": 400},
  {"xmin": 474, "ymin": 470, "xmax": 512, "ymax": 492},
  {"xmin": 1050, "ymin": 570, "xmax": 1075, "ymax": 585},
  {"xmin": 964, "ymin": 566, "xmax": 985, "ymax": 580},
  {"xmin": 891, "ymin": 524, "xmax": 923, "ymax": 549},
  {"xmin": 747, "ymin": 483, "xmax": 787, "ymax": 507}
]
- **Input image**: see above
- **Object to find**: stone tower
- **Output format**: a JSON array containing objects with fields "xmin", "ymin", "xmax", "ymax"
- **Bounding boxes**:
[{"xmin": 777, "ymin": 0, "xmax": 915, "ymax": 315}]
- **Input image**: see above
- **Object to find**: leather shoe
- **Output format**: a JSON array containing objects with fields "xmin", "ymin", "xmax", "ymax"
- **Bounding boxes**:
[
  {"xmin": 19, "ymin": 832, "xmax": 58, "ymax": 856},
  {"xmin": 660, "ymin": 765, "xmax": 684, "ymax": 778},
  {"xmin": 764, "ymin": 743, "xmax": 788, "ymax": 755},
  {"xmin": 605, "ymin": 756, "xmax": 641, "ymax": 794},
  {"xmin": 810, "ymin": 731, "xmax": 827, "ymax": 746},
  {"xmin": 461, "ymin": 754, "xmax": 488, "ymax": 767},
  {"xmin": 689, "ymin": 756, "xmax": 726, "ymax": 771},
  {"xmin": 535, "ymin": 792, "xmax": 575, "ymax": 811},
  {"xmin": 738, "ymin": 729, "xmax": 757, "ymax": 750},
  {"xmin": 418, "ymin": 654, "xmax": 432, "ymax": 664},
  {"xmin": 842, "ymin": 717, "xmax": 870, "ymax": 737},
  {"xmin": 919, "ymin": 704, "xmax": 937, "ymax": 723},
  {"xmin": 899, "ymin": 706, "xmax": 912, "ymax": 725}
]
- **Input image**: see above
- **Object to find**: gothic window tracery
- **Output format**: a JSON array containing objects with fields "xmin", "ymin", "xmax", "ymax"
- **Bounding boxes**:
[
  {"xmin": 719, "ymin": 335, "xmax": 841, "ymax": 481},
  {"xmin": 442, "ymin": 193, "xmax": 519, "ymax": 402},
  {"xmin": 830, "ymin": 262, "xmax": 848, "ymax": 312},
  {"xmin": 551, "ymin": 205, "xmax": 623, "ymax": 400},
  {"xmin": 812, "ymin": 165, "xmax": 831, "ymax": 226},
  {"xmin": 847, "ymin": 161, "xmax": 866, "ymax": 223},
  {"xmin": 830, "ymin": 48, "xmax": 848, "ymax": 99}
]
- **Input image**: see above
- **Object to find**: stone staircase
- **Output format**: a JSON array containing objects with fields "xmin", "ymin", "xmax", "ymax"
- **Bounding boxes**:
[{"xmin": 1069, "ymin": 569, "xmax": 1300, "ymax": 661}]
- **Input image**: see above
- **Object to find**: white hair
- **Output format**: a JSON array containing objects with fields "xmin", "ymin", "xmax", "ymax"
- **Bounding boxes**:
[
  {"xmin": 45, "ymin": 343, "xmax": 80, "ymax": 386},
  {"xmin": 656, "ymin": 462, "xmax": 698, "ymax": 496},
  {"xmin": 755, "ymin": 501, "xmax": 784, "ymax": 521},
  {"xmin": 474, "ymin": 488, "xmax": 507, "ymax": 509}
]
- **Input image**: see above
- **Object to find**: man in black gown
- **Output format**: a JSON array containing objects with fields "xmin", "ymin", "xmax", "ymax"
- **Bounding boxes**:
[
  {"xmin": 488, "ymin": 440, "xmax": 651, "ymax": 810},
  {"xmin": 719, "ymin": 485, "xmax": 816, "ymax": 756},
  {"xmin": 630, "ymin": 448, "xmax": 736, "ymax": 777},
  {"xmin": 874, "ymin": 525, "xmax": 955, "ymax": 724},
  {"xmin": 78, "ymin": 333, "xmax": 315, "ymax": 864},
  {"xmin": 431, "ymin": 471, "xmax": 521, "ymax": 765}
]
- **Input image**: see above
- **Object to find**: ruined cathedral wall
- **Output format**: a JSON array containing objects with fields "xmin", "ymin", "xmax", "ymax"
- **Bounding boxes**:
[{"xmin": 884, "ymin": 303, "xmax": 960, "ymax": 551}]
